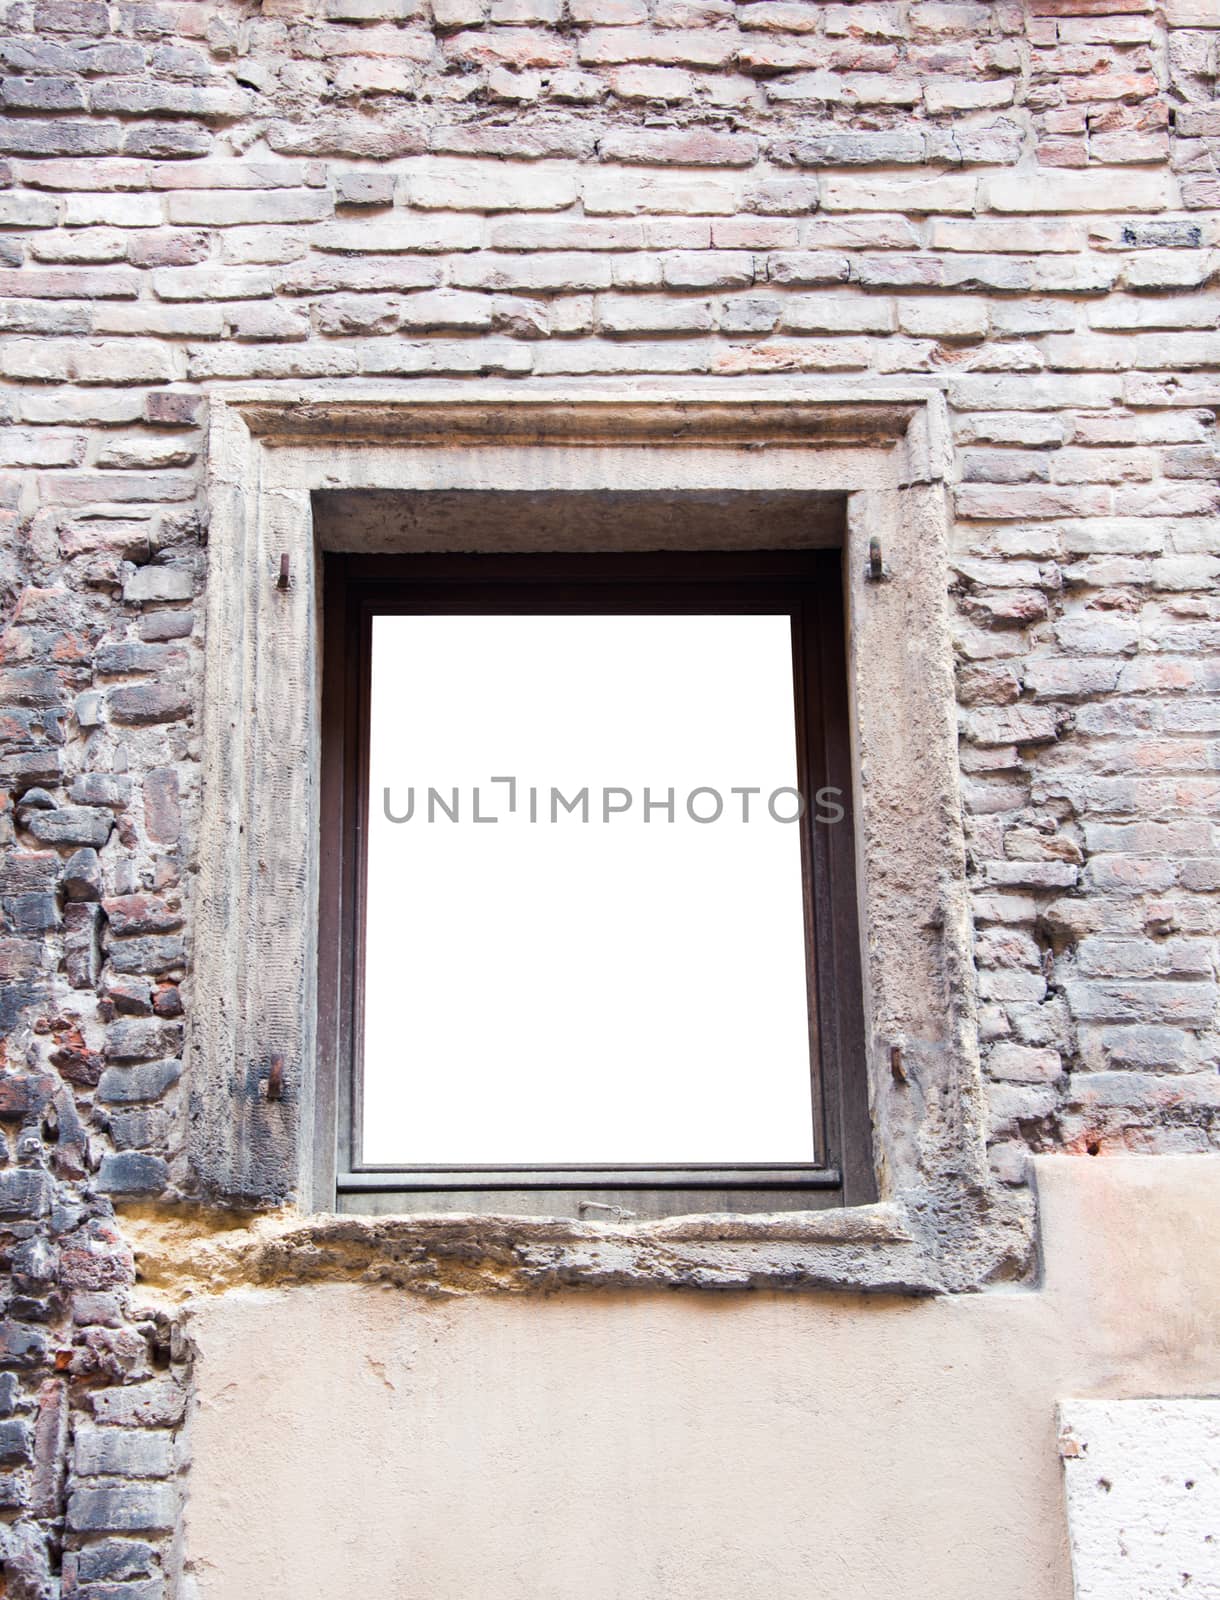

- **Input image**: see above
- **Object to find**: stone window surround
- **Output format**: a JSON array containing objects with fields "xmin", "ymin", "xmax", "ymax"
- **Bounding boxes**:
[{"xmin": 189, "ymin": 379, "xmax": 1026, "ymax": 1294}]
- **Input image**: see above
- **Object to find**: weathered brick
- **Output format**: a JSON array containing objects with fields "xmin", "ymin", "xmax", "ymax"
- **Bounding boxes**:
[
  {"xmin": 109, "ymin": 165, "xmax": 231, "ymax": 210},
  {"xmin": 0, "ymin": 340, "xmax": 177, "ymax": 385},
  {"xmin": 0, "ymin": 667, "xmax": 63, "ymax": 707},
  {"xmin": 0, "ymin": 1418, "xmax": 32, "ymax": 1465},
  {"xmin": 122, "ymin": 123, "xmax": 213, "ymax": 160},
  {"xmin": 776, "ymin": 130, "xmax": 925, "ymax": 166},
  {"xmin": 277, "ymin": 258, "xmax": 443, "ymax": 299},
  {"xmin": 74, "ymin": 1424, "xmax": 173, "ymax": 1479},
  {"xmin": 106, "ymin": 686, "xmax": 190, "ymax": 726},
  {"xmin": 76, "ymin": 1540, "xmax": 159, "ymax": 1584},
  {"xmin": 26, "ymin": 808, "xmax": 114, "ymax": 848},
  {"xmin": 91, "ymin": 83, "xmax": 252, "ymax": 120},
  {"xmin": 333, "ymin": 171, "xmax": 396, "ymax": 208},
  {"xmin": 6, "ymin": 892, "xmax": 59, "ymax": 932},
  {"xmin": 0, "ymin": 853, "xmax": 60, "ymax": 896},
  {"xmin": 29, "ymin": 229, "xmax": 131, "ymax": 265},
  {"xmin": 0, "ymin": 300, "xmax": 92, "ymax": 336},
  {"xmin": 63, "ymin": 195, "xmax": 163, "ymax": 229},
  {"xmin": 0, "ymin": 119, "xmax": 120, "ymax": 157},
  {"xmin": 495, "ymin": 217, "xmax": 644, "ymax": 253},
  {"xmin": 963, "ymin": 706, "xmax": 1060, "ymax": 747},
  {"xmin": 582, "ymin": 169, "xmax": 741, "ymax": 214},
  {"xmin": 90, "ymin": 1384, "xmax": 185, "ymax": 1429},
  {"xmin": 314, "ymin": 216, "xmax": 482, "ymax": 254},
  {"xmin": 396, "ymin": 290, "xmax": 492, "ymax": 331},
  {"xmin": 67, "ymin": 1483, "xmax": 177, "ymax": 1534},
  {"xmin": 931, "ymin": 217, "xmax": 1083, "ymax": 253},
  {"xmin": 578, "ymin": 25, "xmax": 735, "ymax": 66},
  {"xmin": 354, "ymin": 338, "xmax": 531, "ymax": 376},
  {"xmin": 108, "ymin": 1105, "xmax": 171, "ymax": 1149},
  {"xmin": 662, "ymin": 251, "xmax": 753, "ymax": 289},
  {"xmin": 188, "ymin": 345, "xmax": 361, "ymax": 380},
  {"xmin": 398, "ymin": 157, "xmax": 569, "ymax": 212},
  {"xmin": 165, "ymin": 189, "xmax": 332, "ymax": 227},
  {"xmin": 1064, "ymin": 985, "xmax": 1219, "ymax": 1029},
  {"xmin": 95, "ymin": 1153, "xmax": 172, "ymax": 1195},
  {"xmin": 1, "ymin": 74, "xmax": 87, "ymax": 117},
  {"xmin": 950, "ymin": 374, "xmax": 1122, "ymax": 411},
  {"xmin": 95, "ymin": 1059, "xmax": 182, "ymax": 1104},
  {"xmin": 822, "ymin": 175, "xmax": 977, "ymax": 214},
  {"xmin": 64, "ymin": 901, "xmax": 103, "ymax": 988},
  {"xmin": 144, "ymin": 391, "xmax": 204, "ymax": 427},
  {"xmin": 898, "ymin": 297, "xmax": 988, "ymax": 338},
  {"xmin": 779, "ymin": 295, "xmax": 894, "ymax": 334},
  {"xmin": 596, "ymin": 294, "xmax": 713, "ymax": 335},
  {"xmin": 128, "ymin": 230, "xmax": 211, "ymax": 268},
  {"xmin": 0, "ymin": 192, "xmax": 60, "ymax": 226},
  {"xmin": 104, "ymin": 1018, "xmax": 183, "ymax": 1061},
  {"xmin": 451, "ymin": 253, "xmax": 613, "ymax": 292},
  {"xmin": 62, "ymin": 847, "xmax": 101, "ymax": 901},
  {"xmin": 96, "ymin": 437, "xmax": 197, "ymax": 470},
  {"xmin": 988, "ymin": 1045, "xmax": 1063, "ymax": 1083},
  {"xmin": 766, "ymin": 252, "xmax": 851, "ymax": 286},
  {"xmin": 0, "ymin": 268, "xmax": 139, "ymax": 300},
  {"xmin": 765, "ymin": 68, "xmax": 919, "ymax": 105},
  {"xmin": 152, "ymin": 266, "xmax": 274, "ymax": 301},
  {"xmin": 141, "ymin": 767, "xmax": 181, "ymax": 844},
  {"xmin": 547, "ymin": 67, "xmax": 605, "ymax": 101},
  {"xmin": 0, "ymin": 1170, "xmax": 54, "ymax": 1220},
  {"xmin": 597, "ymin": 129, "xmax": 758, "ymax": 167},
  {"xmin": 264, "ymin": 115, "xmax": 426, "ymax": 161},
  {"xmin": 105, "ymin": 933, "xmax": 187, "ymax": 976},
  {"xmin": 982, "ymin": 170, "xmax": 1174, "ymax": 213},
  {"xmin": 34, "ymin": 0, "xmax": 108, "ymax": 32}
]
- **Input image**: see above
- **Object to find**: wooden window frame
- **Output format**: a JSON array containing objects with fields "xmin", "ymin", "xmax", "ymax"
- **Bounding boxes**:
[{"xmin": 319, "ymin": 548, "xmax": 875, "ymax": 1216}]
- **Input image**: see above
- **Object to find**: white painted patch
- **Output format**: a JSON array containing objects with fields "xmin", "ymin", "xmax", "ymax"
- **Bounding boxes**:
[{"xmin": 1059, "ymin": 1398, "xmax": 1220, "ymax": 1600}]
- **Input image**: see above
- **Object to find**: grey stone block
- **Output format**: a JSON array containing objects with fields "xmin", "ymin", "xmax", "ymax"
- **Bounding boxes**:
[
  {"xmin": 106, "ymin": 937, "xmax": 186, "ymax": 976},
  {"xmin": 121, "ymin": 567, "xmax": 194, "ymax": 605},
  {"xmin": 26, "ymin": 808, "xmax": 114, "ymax": 847},
  {"xmin": 0, "ymin": 1418, "xmax": 32, "ymax": 1464},
  {"xmin": 106, "ymin": 686, "xmax": 190, "ymax": 727},
  {"xmin": 67, "ymin": 1482, "xmax": 177, "ymax": 1533},
  {"xmin": 75, "ymin": 1537, "xmax": 158, "ymax": 1583},
  {"xmin": 90, "ymin": 1383, "xmax": 185, "ymax": 1429},
  {"xmin": 95, "ymin": 1061, "xmax": 182, "ymax": 1106},
  {"xmin": 63, "ymin": 847, "xmax": 102, "ymax": 901},
  {"xmin": 96, "ymin": 1153, "xmax": 170, "ymax": 1196},
  {"xmin": 74, "ymin": 1424, "xmax": 173, "ymax": 1479},
  {"xmin": 0, "ymin": 1169, "xmax": 53, "ymax": 1220}
]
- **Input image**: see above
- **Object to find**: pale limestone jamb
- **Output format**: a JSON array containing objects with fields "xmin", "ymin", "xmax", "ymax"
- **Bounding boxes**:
[
  {"xmin": 1059, "ymin": 1398, "xmax": 1220, "ymax": 1600},
  {"xmin": 190, "ymin": 381, "xmax": 1021, "ymax": 1293}
]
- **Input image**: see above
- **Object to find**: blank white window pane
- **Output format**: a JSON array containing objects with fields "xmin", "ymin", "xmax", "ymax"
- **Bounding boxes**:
[{"xmin": 361, "ymin": 613, "xmax": 815, "ymax": 1167}]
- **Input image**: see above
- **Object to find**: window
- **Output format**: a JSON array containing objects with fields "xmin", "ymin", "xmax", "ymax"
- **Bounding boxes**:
[{"xmin": 319, "ymin": 545, "xmax": 873, "ymax": 1217}]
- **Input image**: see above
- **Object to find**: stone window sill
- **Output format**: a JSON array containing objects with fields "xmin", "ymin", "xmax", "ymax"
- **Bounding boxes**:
[{"xmin": 126, "ymin": 1200, "xmax": 1002, "ymax": 1297}]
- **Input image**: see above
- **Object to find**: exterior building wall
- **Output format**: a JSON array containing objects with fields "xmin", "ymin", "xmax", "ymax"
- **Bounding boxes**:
[
  {"xmin": 182, "ymin": 1155, "xmax": 1220, "ymax": 1600},
  {"xmin": 0, "ymin": 0, "xmax": 1217, "ymax": 1596}
]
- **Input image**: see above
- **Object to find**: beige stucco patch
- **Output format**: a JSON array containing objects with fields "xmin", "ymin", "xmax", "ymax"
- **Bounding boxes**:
[{"xmin": 178, "ymin": 1154, "xmax": 1220, "ymax": 1600}]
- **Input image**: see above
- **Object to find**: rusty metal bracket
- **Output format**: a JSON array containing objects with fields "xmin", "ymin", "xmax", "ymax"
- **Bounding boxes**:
[
  {"xmin": 266, "ymin": 1053, "xmax": 285, "ymax": 1101},
  {"xmin": 277, "ymin": 553, "xmax": 290, "ymax": 590},
  {"xmin": 866, "ymin": 537, "xmax": 886, "ymax": 582}
]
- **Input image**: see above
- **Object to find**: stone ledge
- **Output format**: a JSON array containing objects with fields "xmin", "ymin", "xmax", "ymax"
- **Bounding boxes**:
[
  {"xmin": 210, "ymin": 379, "xmax": 948, "ymax": 460},
  {"xmin": 125, "ymin": 1202, "xmax": 956, "ymax": 1298}
]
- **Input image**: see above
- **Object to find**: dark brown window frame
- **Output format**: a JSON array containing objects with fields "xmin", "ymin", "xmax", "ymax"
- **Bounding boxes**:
[{"xmin": 319, "ymin": 547, "xmax": 875, "ymax": 1216}]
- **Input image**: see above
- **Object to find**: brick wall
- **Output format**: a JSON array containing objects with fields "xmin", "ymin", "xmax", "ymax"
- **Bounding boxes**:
[{"xmin": 0, "ymin": 0, "xmax": 1218, "ymax": 1593}]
